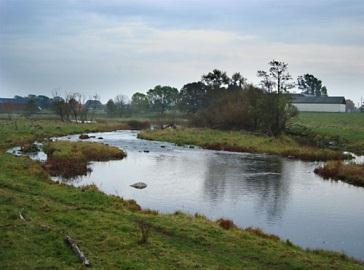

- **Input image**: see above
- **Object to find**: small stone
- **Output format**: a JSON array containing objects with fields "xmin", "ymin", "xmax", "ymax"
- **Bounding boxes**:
[
  {"xmin": 79, "ymin": 134, "xmax": 90, "ymax": 140},
  {"xmin": 130, "ymin": 182, "xmax": 147, "ymax": 189}
]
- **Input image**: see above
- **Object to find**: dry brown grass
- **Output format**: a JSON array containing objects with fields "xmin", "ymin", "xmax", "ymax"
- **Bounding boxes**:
[
  {"xmin": 314, "ymin": 161, "xmax": 364, "ymax": 187},
  {"xmin": 44, "ymin": 141, "xmax": 126, "ymax": 178},
  {"xmin": 217, "ymin": 218, "xmax": 236, "ymax": 230},
  {"xmin": 245, "ymin": 227, "xmax": 281, "ymax": 241}
]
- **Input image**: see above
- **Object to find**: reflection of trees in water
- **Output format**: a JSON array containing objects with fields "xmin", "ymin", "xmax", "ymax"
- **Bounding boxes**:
[{"xmin": 202, "ymin": 153, "xmax": 291, "ymax": 223}]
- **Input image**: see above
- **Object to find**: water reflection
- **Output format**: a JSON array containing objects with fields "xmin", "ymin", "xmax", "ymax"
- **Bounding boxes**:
[{"xmin": 202, "ymin": 153, "xmax": 289, "ymax": 223}]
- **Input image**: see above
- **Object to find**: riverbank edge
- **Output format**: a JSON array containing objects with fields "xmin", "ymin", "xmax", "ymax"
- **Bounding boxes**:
[
  {"xmin": 1, "ymin": 119, "xmax": 363, "ymax": 269},
  {"xmin": 138, "ymin": 128, "xmax": 350, "ymax": 162}
]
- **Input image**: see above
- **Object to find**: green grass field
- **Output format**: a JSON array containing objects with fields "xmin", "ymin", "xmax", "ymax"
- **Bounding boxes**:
[
  {"xmin": 1, "ymin": 118, "xmax": 363, "ymax": 269},
  {"xmin": 290, "ymin": 112, "xmax": 364, "ymax": 154}
]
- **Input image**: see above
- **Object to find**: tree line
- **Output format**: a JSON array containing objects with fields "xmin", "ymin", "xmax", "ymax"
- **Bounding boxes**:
[
  {"xmin": 47, "ymin": 60, "xmax": 335, "ymax": 135},
  {"xmin": 114, "ymin": 60, "xmax": 328, "ymax": 135}
]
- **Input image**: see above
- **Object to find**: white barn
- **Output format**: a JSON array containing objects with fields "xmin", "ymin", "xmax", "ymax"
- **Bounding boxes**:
[{"xmin": 291, "ymin": 95, "xmax": 346, "ymax": 112}]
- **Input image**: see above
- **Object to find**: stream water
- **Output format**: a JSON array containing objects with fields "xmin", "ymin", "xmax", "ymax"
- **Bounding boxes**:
[{"xmin": 18, "ymin": 130, "xmax": 364, "ymax": 260}]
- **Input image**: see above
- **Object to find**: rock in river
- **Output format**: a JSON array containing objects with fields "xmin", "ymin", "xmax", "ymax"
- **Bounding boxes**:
[
  {"xmin": 79, "ymin": 134, "xmax": 90, "ymax": 140},
  {"xmin": 130, "ymin": 182, "xmax": 147, "ymax": 189}
]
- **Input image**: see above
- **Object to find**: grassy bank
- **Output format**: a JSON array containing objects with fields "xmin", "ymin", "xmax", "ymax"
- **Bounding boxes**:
[
  {"xmin": 139, "ymin": 128, "xmax": 348, "ymax": 161},
  {"xmin": 1, "ymin": 119, "xmax": 364, "ymax": 269},
  {"xmin": 44, "ymin": 141, "xmax": 126, "ymax": 177},
  {"xmin": 314, "ymin": 161, "xmax": 364, "ymax": 188},
  {"xmin": 0, "ymin": 118, "xmax": 129, "ymax": 150},
  {"xmin": 290, "ymin": 112, "xmax": 364, "ymax": 154}
]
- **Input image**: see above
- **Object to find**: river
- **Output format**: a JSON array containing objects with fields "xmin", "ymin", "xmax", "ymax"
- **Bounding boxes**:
[{"xmin": 52, "ymin": 130, "xmax": 364, "ymax": 260}]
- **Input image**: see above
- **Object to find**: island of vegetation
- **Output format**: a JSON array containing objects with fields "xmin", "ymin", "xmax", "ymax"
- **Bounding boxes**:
[
  {"xmin": 314, "ymin": 161, "xmax": 364, "ymax": 188},
  {"xmin": 43, "ymin": 141, "xmax": 126, "ymax": 178},
  {"xmin": 1, "ymin": 119, "xmax": 364, "ymax": 269}
]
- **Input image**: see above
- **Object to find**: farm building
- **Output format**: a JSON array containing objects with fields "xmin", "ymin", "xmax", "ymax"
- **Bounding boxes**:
[
  {"xmin": 291, "ymin": 95, "xmax": 346, "ymax": 112},
  {"xmin": 0, "ymin": 97, "xmax": 28, "ymax": 112}
]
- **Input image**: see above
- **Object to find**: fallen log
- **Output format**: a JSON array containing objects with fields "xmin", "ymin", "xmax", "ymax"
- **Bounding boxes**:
[{"xmin": 64, "ymin": 235, "xmax": 91, "ymax": 267}]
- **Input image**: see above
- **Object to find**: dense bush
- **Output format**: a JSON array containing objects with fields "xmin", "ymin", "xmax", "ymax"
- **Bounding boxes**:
[{"xmin": 191, "ymin": 86, "xmax": 297, "ymax": 136}]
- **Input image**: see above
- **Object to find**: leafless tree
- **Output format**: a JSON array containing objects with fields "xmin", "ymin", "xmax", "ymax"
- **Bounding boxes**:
[
  {"xmin": 67, "ymin": 92, "xmax": 80, "ymax": 122},
  {"xmin": 114, "ymin": 95, "xmax": 129, "ymax": 117},
  {"xmin": 51, "ymin": 89, "xmax": 69, "ymax": 121}
]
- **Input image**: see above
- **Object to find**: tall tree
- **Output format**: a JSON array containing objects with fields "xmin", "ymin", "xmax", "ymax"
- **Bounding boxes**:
[
  {"xmin": 258, "ymin": 60, "xmax": 294, "ymax": 93},
  {"xmin": 105, "ymin": 99, "xmax": 117, "ymax": 116},
  {"xmin": 345, "ymin": 99, "xmax": 355, "ymax": 112},
  {"xmin": 257, "ymin": 71, "xmax": 275, "ymax": 92},
  {"xmin": 147, "ymin": 85, "xmax": 179, "ymax": 114},
  {"xmin": 297, "ymin": 74, "xmax": 328, "ymax": 96},
  {"xmin": 179, "ymin": 82, "xmax": 208, "ymax": 113},
  {"xmin": 114, "ymin": 95, "xmax": 129, "ymax": 117},
  {"xmin": 202, "ymin": 69, "xmax": 230, "ymax": 89},
  {"xmin": 131, "ymin": 92, "xmax": 149, "ymax": 113},
  {"xmin": 230, "ymin": 72, "xmax": 247, "ymax": 89}
]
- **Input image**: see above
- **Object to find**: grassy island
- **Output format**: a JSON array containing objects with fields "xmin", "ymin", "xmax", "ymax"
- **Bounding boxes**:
[
  {"xmin": 44, "ymin": 141, "xmax": 126, "ymax": 177},
  {"xmin": 1, "ymin": 119, "xmax": 363, "ymax": 269}
]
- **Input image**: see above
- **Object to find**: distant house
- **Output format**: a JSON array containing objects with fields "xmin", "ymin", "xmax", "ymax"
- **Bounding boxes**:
[
  {"xmin": 85, "ymin": 100, "xmax": 103, "ymax": 110},
  {"xmin": 0, "ymin": 98, "xmax": 28, "ymax": 112},
  {"xmin": 291, "ymin": 94, "xmax": 346, "ymax": 113}
]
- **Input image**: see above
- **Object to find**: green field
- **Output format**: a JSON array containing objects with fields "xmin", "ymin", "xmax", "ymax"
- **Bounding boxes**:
[
  {"xmin": 1, "ymin": 118, "xmax": 363, "ymax": 269},
  {"xmin": 290, "ymin": 112, "xmax": 364, "ymax": 154}
]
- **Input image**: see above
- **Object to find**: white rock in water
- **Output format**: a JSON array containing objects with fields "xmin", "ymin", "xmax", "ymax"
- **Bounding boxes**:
[{"xmin": 130, "ymin": 182, "xmax": 147, "ymax": 189}]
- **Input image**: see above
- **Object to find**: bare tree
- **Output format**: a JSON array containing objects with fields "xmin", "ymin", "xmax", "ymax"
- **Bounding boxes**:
[
  {"xmin": 114, "ymin": 95, "xmax": 129, "ymax": 117},
  {"xmin": 257, "ymin": 71, "xmax": 275, "ymax": 92},
  {"xmin": 79, "ymin": 94, "xmax": 89, "ymax": 123},
  {"xmin": 51, "ymin": 89, "xmax": 69, "ymax": 121},
  {"xmin": 67, "ymin": 92, "xmax": 85, "ymax": 122},
  {"xmin": 258, "ymin": 60, "xmax": 294, "ymax": 93}
]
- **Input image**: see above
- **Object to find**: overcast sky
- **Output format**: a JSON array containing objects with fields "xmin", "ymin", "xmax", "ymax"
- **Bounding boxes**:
[{"xmin": 0, "ymin": 0, "xmax": 363, "ymax": 104}]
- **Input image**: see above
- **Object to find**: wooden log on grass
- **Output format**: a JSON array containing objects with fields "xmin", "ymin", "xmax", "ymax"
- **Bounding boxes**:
[{"xmin": 64, "ymin": 235, "xmax": 91, "ymax": 267}]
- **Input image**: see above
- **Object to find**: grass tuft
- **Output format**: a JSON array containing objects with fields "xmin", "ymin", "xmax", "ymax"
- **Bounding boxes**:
[{"xmin": 217, "ymin": 219, "xmax": 236, "ymax": 230}]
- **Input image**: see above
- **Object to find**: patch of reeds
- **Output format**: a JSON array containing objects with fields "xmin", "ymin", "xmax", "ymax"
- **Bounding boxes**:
[{"xmin": 314, "ymin": 161, "xmax": 364, "ymax": 187}]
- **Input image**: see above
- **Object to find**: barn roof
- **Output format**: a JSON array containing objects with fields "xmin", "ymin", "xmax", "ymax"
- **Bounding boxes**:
[{"xmin": 291, "ymin": 95, "xmax": 346, "ymax": 104}]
